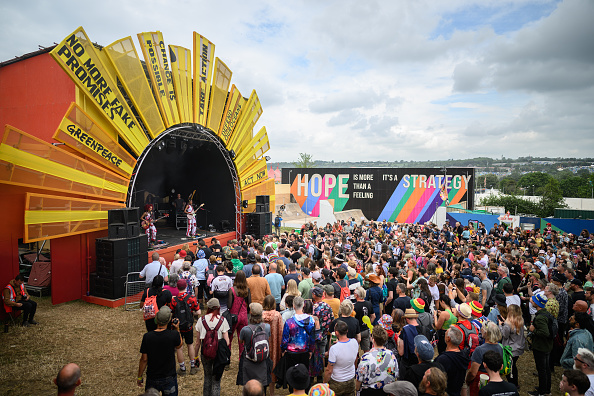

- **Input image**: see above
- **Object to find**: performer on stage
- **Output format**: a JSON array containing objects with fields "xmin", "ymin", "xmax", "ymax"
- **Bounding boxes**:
[
  {"xmin": 142, "ymin": 204, "xmax": 157, "ymax": 245},
  {"xmin": 185, "ymin": 200, "xmax": 197, "ymax": 238}
]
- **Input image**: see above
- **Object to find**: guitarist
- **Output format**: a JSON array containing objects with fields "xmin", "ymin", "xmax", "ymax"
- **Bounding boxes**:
[
  {"xmin": 142, "ymin": 204, "xmax": 157, "ymax": 246},
  {"xmin": 185, "ymin": 200, "xmax": 197, "ymax": 239}
]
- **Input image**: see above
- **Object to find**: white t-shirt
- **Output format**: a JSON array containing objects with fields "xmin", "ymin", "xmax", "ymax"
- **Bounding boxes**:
[
  {"xmin": 586, "ymin": 373, "xmax": 594, "ymax": 396},
  {"xmin": 328, "ymin": 338, "xmax": 359, "ymax": 382},
  {"xmin": 196, "ymin": 313, "xmax": 230, "ymax": 340},
  {"xmin": 506, "ymin": 295, "xmax": 521, "ymax": 307}
]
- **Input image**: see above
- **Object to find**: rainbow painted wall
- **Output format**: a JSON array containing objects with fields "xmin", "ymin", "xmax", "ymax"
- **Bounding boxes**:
[{"xmin": 282, "ymin": 168, "xmax": 475, "ymax": 222}]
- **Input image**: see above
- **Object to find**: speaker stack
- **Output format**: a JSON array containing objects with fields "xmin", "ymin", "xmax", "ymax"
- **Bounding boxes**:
[
  {"xmin": 247, "ymin": 195, "xmax": 272, "ymax": 239},
  {"xmin": 90, "ymin": 208, "xmax": 148, "ymax": 299}
]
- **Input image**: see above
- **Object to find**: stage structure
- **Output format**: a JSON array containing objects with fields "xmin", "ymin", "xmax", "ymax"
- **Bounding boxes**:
[
  {"xmin": 282, "ymin": 168, "xmax": 475, "ymax": 223},
  {"xmin": 0, "ymin": 27, "xmax": 275, "ymax": 304}
]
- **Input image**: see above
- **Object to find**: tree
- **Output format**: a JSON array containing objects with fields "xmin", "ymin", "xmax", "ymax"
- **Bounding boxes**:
[
  {"xmin": 293, "ymin": 152, "xmax": 316, "ymax": 168},
  {"xmin": 537, "ymin": 178, "xmax": 567, "ymax": 217},
  {"xmin": 476, "ymin": 174, "xmax": 499, "ymax": 189},
  {"xmin": 479, "ymin": 194, "xmax": 539, "ymax": 216},
  {"xmin": 518, "ymin": 172, "xmax": 552, "ymax": 195},
  {"xmin": 499, "ymin": 177, "xmax": 519, "ymax": 195}
]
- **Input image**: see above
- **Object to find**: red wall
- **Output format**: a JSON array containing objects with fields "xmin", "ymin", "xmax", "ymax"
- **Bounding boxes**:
[{"xmin": 0, "ymin": 52, "xmax": 75, "ymax": 143}]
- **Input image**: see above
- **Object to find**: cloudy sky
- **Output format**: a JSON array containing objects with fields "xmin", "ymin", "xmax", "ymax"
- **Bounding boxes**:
[{"xmin": 1, "ymin": 0, "xmax": 593, "ymax": 163}]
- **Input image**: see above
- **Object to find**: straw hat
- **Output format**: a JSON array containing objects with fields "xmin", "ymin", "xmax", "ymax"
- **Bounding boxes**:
[{"xmin": 403, "ymin": 308, "xmax": 419, "ymax": 319}]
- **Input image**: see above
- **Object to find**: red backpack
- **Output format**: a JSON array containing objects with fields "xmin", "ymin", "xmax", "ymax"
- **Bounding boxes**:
[
  {"xmin": 334, "ymin": 280, "xmax": 350, "ymax": 302},
  {"xmin": 201, "ymin": 316, "xmax": 223, "ymax": 359},
  {"xmin": 453, "ymin": 320, "xmax": 479, "ymax": 358},
  {"xmin": 142, "ymin": 289, "xmax": 158, "ymax": 320}
]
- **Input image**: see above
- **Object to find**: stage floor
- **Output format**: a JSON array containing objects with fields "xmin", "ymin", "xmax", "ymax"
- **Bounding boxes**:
[{"xmin": 150, "ymin": 226, "xmax": 229, "ymax": 250}]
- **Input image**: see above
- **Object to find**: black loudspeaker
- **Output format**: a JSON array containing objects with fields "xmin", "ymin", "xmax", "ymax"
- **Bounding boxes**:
[
  {"xmin": 256, "ymin": 195, "xmax": 270, "ymax": 205},
  {"xmin": 246, "ymin": 212, "xmax": 272, "ymax": 238},
  {"xmin": 89, "ymin": 273, "xmax": 127, "ymax": 299},
  {"xmin": 108, "ymin": 208, "xmax": 140, "ymax": 239},
  {"xmin": 256, "ymin": 203, "xmax": 269, "ymax": 213},
  {"xmin": 96, "ymin": 236, "xmax": 148, "ymax": 259},
  {"xmin": 95, "ymin": 254, "xmax": 146, "ymax": 279}
]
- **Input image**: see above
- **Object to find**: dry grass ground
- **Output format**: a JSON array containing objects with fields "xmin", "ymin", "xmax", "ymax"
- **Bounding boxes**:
[{"xmin": 0, "ymin": 297, "xmax": 566, "ymax": 395}]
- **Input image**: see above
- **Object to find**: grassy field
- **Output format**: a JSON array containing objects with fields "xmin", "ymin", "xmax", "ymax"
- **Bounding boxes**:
[{"xmin": 0, "ymin": 297, "xmax": 565, "ymax": 395}]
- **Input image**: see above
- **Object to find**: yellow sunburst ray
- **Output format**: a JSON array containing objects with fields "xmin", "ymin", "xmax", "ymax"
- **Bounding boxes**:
[{"xmin": 169, "ymin": 45, "xmax": 193, "ymax": 123}]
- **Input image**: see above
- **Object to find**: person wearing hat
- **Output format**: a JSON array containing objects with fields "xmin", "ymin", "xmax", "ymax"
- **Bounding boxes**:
[
  {"xmin": 528, "ymin": 292, "xmax": 554, "ymax": 396},
  {"xmin": 243, "ymin": 253, "xmax": 258, "ymax": 279},
  {"xmin": 193, "ymin": 249, "xmax": 209, "ymax": 305},
  {"xmin": 411, "ymin": 298, "xmax": 434, "ymax": 341},
  {"xmin": 365, "ymin": 274, "xmax": 384, "ymax": 325},
  {"xmin": 402, "ymin": 335, "xmax": 444, "ymax": 391},
  {"xmin": 398, "ymin": 308, "xmax": 420, "ymax": 370},
  {"xmin": 137, "ymin": 306, "xmax": 183, "ymax": 393},
  {"xmin": 238, "ymin": 303, "xmax": 272, "ymax": 389},
  {"xmin": 285, "ymin": 363, "xmax": 310, "ymax": 395},
  {"xmin": 383, "ymin": 380, "xmax": 417, "ymax": 396},
  {"xmin": 195, "ymin": 298, "xmax": 231, "ymax": 396}
]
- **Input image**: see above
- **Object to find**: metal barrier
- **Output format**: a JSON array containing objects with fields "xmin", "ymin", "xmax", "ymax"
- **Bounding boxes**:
[{"xmin": 124, "ymin": 272, "xmax": 145, "ymax": 311}]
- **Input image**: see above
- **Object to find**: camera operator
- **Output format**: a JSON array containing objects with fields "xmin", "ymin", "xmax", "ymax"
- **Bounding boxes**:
[{"xmin": 137, "ymin": 306, "xmax": 183, "ymax": 394}]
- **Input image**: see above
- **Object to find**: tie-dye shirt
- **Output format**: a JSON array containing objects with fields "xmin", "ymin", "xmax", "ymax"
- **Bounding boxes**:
[{"xmin": 356, "ymin": 347, "xmax": 399, "ymax": 389}]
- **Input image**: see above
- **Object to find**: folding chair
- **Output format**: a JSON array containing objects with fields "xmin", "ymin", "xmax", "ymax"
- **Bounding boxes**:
[{"xmin": 1, "ymin": 304, "xmax": 22, "ymax": 332}]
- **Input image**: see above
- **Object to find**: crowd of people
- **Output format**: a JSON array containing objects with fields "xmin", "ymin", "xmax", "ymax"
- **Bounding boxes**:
[{"xmin": 135, "ymin": 219, "xmax": 594, "ymax": 396}]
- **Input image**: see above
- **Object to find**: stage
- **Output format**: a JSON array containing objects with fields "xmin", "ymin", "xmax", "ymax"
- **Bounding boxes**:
[{"xmin": 82, "ymin": 226, "xmax": 238, "ymax": 308}]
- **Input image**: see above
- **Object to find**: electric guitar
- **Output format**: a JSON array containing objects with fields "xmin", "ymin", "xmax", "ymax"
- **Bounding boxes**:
[
  {"xmin": 186, "ymin": 203, "xmax": 204, "ymax": 219},
  {"xmin": 141, "ymin": 213, "xmax": 169, "ymax": 230}
]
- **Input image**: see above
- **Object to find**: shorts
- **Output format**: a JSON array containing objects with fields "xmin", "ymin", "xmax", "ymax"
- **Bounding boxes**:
[
  {"xmin": 328, "ymin": 377, "xmax": 356, "ymax": 396},
  {"xmin": 181, "ymin": 330, "xmax": 193, "ymax": 344}
]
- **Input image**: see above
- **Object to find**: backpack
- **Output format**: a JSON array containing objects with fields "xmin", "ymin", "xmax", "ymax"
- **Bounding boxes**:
[
  {"xmin": 453, "ymin": 321, "xmax": 479, "ymax": 358},
  {"xmin": 335, "ymin": 280, "xmax": 350, "ymax": 302},
  {"xmin": 206, "ymin": 269, "xmax": 215, "ymax": 288},
  {"xmin": 174, "ymin": 294, "xmax": 194, "ymax": 331},
  {"xmin": 499, "ymin": 343, "xmax": 513, "ymax": 376},
  {"xmin": 385, "ymin": 333, "xmax": 398, "ymax": 354},
  {"xmin": 201, "ymin": 316, "xmax": 224, "ymax": 359},
  {"xmin": 417, "ymin": 312, "xmax": 435, "ymax": 342},
  {"xmin": 312, "ymin": 246, "xmax": 322, "ymax": 261},
  {"xmin": 543, "ymin": 310, "xmax": 559, "ymax": 338},
  {"xmin": 246, "ymin": 324, "xmax": 270, "ymax": 362},
  {"xmin": 142, "ymin": 289, "xmax": 159, "ymax": 320}
]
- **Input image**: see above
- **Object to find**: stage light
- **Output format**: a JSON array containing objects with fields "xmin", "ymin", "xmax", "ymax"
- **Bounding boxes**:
[
  {"xmin": 229, "ymin": 149, "xmax": 236, "ymax": 159},
  {"xmin": 157, "ymin": 141, "xmax": 166, "ymax": 151},
  {"xmin": 242, "ymin": 200, "xmax": 248, "ymax": 208},
  {"xmin": 265, "ymin": 156, "xmax": 271, "ymax": 161}
]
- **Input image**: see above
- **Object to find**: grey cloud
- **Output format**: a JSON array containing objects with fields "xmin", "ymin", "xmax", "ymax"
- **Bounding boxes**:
[
  {"xmin": 309, "ymin": 89, "xmax": 383, "ymax": 113},
  {"xmin": 452, "ymin": 61, "xmax": 485, "ymax": 92}
]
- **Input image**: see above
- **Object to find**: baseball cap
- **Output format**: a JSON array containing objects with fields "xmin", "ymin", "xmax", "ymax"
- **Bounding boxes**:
[
  {"xmin": 155, "ymin": 306, "xmax": 172, "ymax": 326},
  {"xmin": 414, "ymin": 335, "xmax": 435, "ymax": 361}
]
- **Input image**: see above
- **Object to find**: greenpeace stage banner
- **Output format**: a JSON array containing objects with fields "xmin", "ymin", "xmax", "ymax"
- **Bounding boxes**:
[{"xmin": 282, "ymin": 168, "xmax": 475, "ymax": 223}]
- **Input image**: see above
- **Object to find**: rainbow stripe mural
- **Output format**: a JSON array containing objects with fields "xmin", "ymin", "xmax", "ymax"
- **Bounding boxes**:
[{"xmin": 283, "ymin": 168, "xmax": 474, "ymax": 222}]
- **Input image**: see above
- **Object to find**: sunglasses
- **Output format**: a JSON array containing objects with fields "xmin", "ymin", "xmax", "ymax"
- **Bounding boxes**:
[{"xmin": 574, "ymin": 356, "xmax": 587, "ymax": 365}]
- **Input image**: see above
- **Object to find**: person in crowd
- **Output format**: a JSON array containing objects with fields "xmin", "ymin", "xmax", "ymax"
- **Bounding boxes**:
[
  {"xmin": 228, "ymin": 270, "xmax": 251, "ymax": 358},
  {"xmin": 434, "ymin": 326, "xmax": 470, "ymax": 396},
  {"xmin": 280, "ymin": 296, "xmax": 317, "ymax": 385},
  {"xmin": 325, "ymin": 320, "xmax": 359, "ymax": 396},
  {"xmin": 3, "ymin": 273, "xmax": 38, "ymax": 326},
  {"xmin": 487, "ymin": 293, "xmax": 508, "ymax": 323},
  {"xmin": 170, "ymin": 279, "xmax": 200, "ymax": 376},
  {"xmin": 324, "ymin": 284, "xmax": 341, "ymax": 318},
  {"xmin": 572, "ymin": 348, "xmax": 594, "ymax": 396},
  {"xmin": 243, "ymin": 379, "xmax": 265, "ymax": 396},
  {"xmin": 434, "ymin": 294, "xmax": 457, "ymax": 354},
  {"xmin": 286, "ymin": 363, "xmax": 309, "ymax": 396},
  {"xmin": 356, "ymin": 325, "xmax": 398, "ymax": 395},
  {"xmin": 211, "ymin": 264, "xmax": 233, "ymax": 312},
  {"xmin": 163, "ymin": 273, "xmax": 179, "ymax": 297},
  {"xmin": 261, "ymin": 295, "xmax": 284, "ymax": 395},
  {"xmin": 477, "ymin": 350, "xmax": 519, "ymax": 396},
  {"xmin": 311, "ymin": 287, "xmax": 335, "ymax": 382},
  {"xmin": 280, "ymin": 279, "xmax": 301, "ymax": 311},
  {"xmin": 54, "ymin": 363, "xmax": 81, "ymax": 395},
  {"xmin": 498, "ymin": 304, "xmax": 525, "ymax": 388},
  {"xmin": 393, "ymin": 282, "xmax": 412, "ymax": 312},
  {"xmin": 137, "ymin": 306, "xmax": 182, "ymax": 394},
  {"xmin": 529, "ymin": 292, "xmax": 554, "ymax": 396},
  {"xmin": 170, "ymin": 252, "xmax": 184, "ymax": 275},
  {"xmin": 419, "ymin": 367, "xmax": 448, "ymax": 396},
  {"xmin": 465, "ymin": 321, "xmax": 503, "ymax": 396},
  {"xmin": 140, "ymin": 275, "xmax": 172, "ymax": 332},
  {"xmin": 195, "ymin": 298, "xmax": 230, "ymax": 396},
  {"xmin": 402, "ymin": 335, "xmax": 445, "ymax": 390},
  {"xmin": 398, "ymin": 308, "xmax": 420, "ymax": 373},
  {"xmin": 178, "ymin": 260, "xmax": 199, "ymax": 297},
  {"xmin": 329, "ymin": 299, "xmax": 361, "ymax": 342},
  {"xmin": 299, "ymin": 267, "xmax": 314, "ymax": 300},
  {"xmin": 353, "ymin": 287, "xmax": 374, "ymax": 352},
  {"xmin": 383, "ymin": 380, "xmax": 418, "ymax": 396},
  {"xmin": 246, "ymin": 264, "xmax": 271, "ymax": 305},
  {"xmin": 561, "ymin": 313, "xmax": 594, "ymax": 369},
  {"xmin": 193, "ymin": 249, "xmax": 209, "ymax": 305},
  {"xmin": 282, "ymin": 295, "xmax": 296, "ymax": 324},
  {"xmin": 237, "ymin": 303, "xmax": 272, "ymax": 391},
  {"xmin": 365, "ymin": 274, "xmax": 384, "ymax": 325},
  {"xmin": 265, "ymin": 262, "xmax": 285, "ymax": 309},
  {"xmin": 139, "ymin": 252, "xmax": 168, "ymax": 287},
  {"xmin": 559, "ymin": 370, "xmax": 591, "ymax": 396}
]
